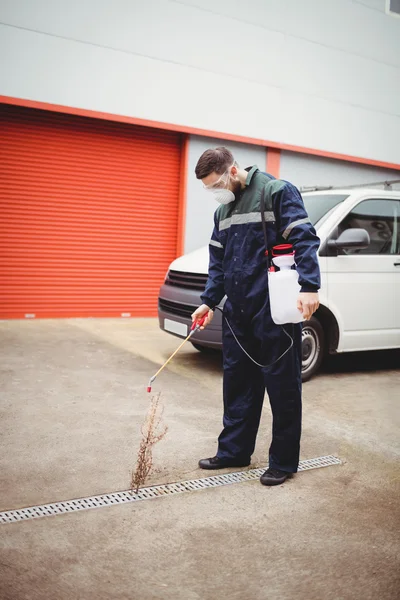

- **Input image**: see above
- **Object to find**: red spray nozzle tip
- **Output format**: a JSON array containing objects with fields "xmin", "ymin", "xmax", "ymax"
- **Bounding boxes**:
[{"xmin": 147, "ymin": 386, "xmax": 152, "ymax": 393}]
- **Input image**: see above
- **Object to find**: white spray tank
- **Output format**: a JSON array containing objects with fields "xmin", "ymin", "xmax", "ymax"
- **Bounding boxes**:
[{"xmin": 268, "ymin": 244, "xmax": 304, "ymax": 325}]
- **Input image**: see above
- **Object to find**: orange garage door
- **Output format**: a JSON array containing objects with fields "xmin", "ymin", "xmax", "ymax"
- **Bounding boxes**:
[{"xmin": 0, "ymin": 104, "xmax": 184, "ymax": 318}]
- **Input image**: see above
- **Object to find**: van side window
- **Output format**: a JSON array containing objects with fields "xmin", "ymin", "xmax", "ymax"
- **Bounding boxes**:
[{"xmin": 337, "ymin": 199, "xmax": 400, "ymax": 255}]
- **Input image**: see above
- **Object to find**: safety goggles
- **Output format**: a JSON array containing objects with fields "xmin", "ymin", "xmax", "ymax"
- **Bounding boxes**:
[{"xmin": 203, "ymin": 164, "xmax": 234, "ymax": 191}]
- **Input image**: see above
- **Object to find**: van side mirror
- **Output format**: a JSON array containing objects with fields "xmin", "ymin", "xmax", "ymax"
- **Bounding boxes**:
[{"xmin": 327, "ymin": 228, "xmax": 370, "ymax": 251}]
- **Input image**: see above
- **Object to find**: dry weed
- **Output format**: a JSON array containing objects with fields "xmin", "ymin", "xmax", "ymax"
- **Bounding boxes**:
[{"xmin": 130, "ymin": 393, "xmax": 168, "ymax": 493}]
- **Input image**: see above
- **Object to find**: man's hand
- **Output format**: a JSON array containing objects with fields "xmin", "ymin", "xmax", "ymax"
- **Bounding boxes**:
[
  {"xmin": 297, "ymin": 293, "xmax": 319, "ymax": 320},
  {"xmin": 191, "ymin": 304, "xmax": 214, "ymax": 330}
]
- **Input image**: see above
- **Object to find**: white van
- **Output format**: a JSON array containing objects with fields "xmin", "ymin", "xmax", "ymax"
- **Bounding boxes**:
[{"xmin": 159, "ymin": 189, "xmax": 400, "ymax": 380}]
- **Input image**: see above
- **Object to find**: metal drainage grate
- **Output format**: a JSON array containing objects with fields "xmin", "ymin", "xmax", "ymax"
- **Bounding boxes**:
[{"xmin": 0, "ymin": 455, "xmax": 341, "ymax": 524}]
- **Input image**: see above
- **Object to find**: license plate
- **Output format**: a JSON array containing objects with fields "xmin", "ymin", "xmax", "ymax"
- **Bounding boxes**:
[{"xmin": 164, "ymin": 319, "xmax": 188, "ymax": 337}]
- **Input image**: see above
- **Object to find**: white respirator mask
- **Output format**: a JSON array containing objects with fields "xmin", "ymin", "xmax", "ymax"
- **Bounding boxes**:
[
  {"xmin": 211, "ymin": 188, "xmax": 236, "ymax": 205},
  {"xmin": 203, "ymin": 163, "xmax": 237, "ymax": 205}
]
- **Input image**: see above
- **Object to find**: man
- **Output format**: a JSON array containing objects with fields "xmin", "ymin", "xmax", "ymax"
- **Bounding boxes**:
[{"xmin": 192, "ymin": 147, "xmax": 320, "ymax": 486}]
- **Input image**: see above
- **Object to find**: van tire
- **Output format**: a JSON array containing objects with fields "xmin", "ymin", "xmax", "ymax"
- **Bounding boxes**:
[{"xmin": 301, "ymin": 317, "xmax": 325, "ymax": 382}]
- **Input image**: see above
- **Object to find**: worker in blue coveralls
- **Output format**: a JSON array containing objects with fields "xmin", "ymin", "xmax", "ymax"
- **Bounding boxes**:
[{"xmin": 192, "ymin": 147, "xmax": 320, "ymax": 486}]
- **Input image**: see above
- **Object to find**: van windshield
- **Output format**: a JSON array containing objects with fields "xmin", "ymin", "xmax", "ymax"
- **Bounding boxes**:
[{"xmin": 302, "ymin": 194, "xmax": 349, "ymax": 226}]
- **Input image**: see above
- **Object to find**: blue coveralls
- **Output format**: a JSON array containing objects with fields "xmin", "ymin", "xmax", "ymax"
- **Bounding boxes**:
[{"xmin": 201, "ymin": 166, "xmax": 320, "ymax": 473}]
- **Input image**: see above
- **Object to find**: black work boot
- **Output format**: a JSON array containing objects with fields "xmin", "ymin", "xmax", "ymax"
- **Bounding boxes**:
[
  {"xmin": 198, "ymin": 456, "xmax": 251, "ymax": 470},
  {"xmin": 260, "ymin": 468, "xmax": 292, "ymax": 486}
]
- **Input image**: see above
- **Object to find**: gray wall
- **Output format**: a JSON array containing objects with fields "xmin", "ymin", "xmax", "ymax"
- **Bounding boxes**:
[
  {"xmin": 185, "ymin": 136, "xmax": 266, "ymax": 253},
  {"xmin": 1, "ymin": 0, "xmax": 399, "ymax": 165},
  {"xmin": 280, "ymin": 152, "xmax": 400, "ymax": 191}
]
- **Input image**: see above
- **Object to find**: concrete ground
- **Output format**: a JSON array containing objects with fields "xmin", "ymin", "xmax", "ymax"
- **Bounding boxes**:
[{"xmin": 0, "ymin": 318, "xmax": 399, "ymax": 600}]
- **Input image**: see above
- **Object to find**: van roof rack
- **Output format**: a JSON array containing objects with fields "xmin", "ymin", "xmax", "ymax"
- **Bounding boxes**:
[{"xmin": 300, "ymin": 179, "xmax": 400, "ymax": 193}]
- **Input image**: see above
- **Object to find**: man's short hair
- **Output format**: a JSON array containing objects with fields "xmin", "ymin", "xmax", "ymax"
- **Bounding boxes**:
[{"xmin": 195, "ymin": 147, "xmax": 235, "ymax": 180}]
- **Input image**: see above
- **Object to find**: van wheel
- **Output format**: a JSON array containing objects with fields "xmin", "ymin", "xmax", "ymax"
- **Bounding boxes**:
[
  {"xmin": 301, "ymin": 317, "xmax": 325, "ymax": 382},
  {"xmin": 191, "ymin": 342, "xmax": 219, "ymax": 354}
]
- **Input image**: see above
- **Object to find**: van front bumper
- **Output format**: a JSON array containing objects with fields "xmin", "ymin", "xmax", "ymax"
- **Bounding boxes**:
[{"xmin": 158, "ymin": 283, "xmax": 223, "ymax": 349}]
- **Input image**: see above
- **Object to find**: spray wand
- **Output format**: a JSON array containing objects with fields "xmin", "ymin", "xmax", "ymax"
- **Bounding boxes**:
[{"xmin": 147, "ymin": 312, "xmax": 209, "ymax": 392}]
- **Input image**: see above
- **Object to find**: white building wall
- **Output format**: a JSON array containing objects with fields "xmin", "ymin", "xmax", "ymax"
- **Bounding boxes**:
[
  {"xmin": 185, "ymin": 137, "xmax": 266, "ymax": 254},
  {"xmin": 1, "ymin": 0, "xmax": 400, "ymax": 165}
]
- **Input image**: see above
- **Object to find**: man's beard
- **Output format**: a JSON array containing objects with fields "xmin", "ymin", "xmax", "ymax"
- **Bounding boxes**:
[{"xmin": 232, "ymin": 179, "xmax": 242, "ymax": 198}]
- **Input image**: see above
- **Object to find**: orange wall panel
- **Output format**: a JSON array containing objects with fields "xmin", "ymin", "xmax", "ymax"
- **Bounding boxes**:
[
  {"xmin": 266, "ymin": 148, "xmax": 281, "ymax": 178},
  {"xmin": 0, "ymin": 105, "xmax": 182, "ymax": 318}
]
